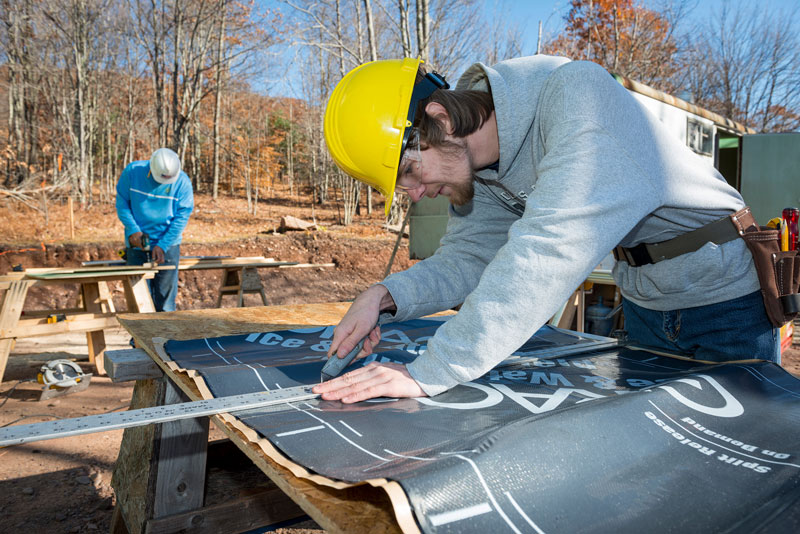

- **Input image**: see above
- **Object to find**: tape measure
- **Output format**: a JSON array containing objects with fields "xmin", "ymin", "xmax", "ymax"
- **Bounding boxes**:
[{"xmin": 0, "ymin": 384, "xmax": 319, "ymax": 447}]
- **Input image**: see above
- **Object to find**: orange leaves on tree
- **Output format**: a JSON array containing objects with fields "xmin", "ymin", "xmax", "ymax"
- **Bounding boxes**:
[{"xmin": 547, "ymin": 0, "xmax": 680, "ymax": 91}]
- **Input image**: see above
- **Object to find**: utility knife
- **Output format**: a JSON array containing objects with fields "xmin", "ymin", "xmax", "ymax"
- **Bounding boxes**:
[{"xmin": 320, "ymin": 338, "xmax": 365, "ymax": 382}]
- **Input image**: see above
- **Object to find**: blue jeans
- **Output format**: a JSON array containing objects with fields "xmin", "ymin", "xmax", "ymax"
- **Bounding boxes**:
[
  {"xmin": 622, "ymin": 291, "xmax": 780, "ymax": 364},
  {"xmin": 126, "ymin": 245, "xmax": 180, "ymax": 312}
]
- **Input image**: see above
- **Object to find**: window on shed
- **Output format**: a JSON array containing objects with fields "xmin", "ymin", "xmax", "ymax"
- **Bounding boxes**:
[{"xmin": 687, "ymin": 118, "xmax": 713, "ymax": 156}]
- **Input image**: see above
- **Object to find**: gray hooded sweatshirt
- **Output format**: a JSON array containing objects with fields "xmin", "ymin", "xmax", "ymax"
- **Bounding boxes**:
[{"xmin": 380, "ymin": 56, "xmax": 759, "ymax": 396}]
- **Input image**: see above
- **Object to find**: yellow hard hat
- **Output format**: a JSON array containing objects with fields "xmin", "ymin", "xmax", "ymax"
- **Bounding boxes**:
[{"xmin": 324, "ymin": 58, "xmax": 448, "ymax": 215}]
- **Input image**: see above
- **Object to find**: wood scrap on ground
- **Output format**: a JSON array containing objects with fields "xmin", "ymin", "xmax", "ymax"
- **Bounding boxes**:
[
  {"xmin": 383, "ymin": 223, "xmax": 409, "ymax": 237},
  {"xmin": 278, "ymin": 216, "xmax": 318, "ymax": 232}
]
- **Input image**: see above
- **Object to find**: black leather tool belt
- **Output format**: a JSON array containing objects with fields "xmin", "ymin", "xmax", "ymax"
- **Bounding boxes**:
[
  {"xmin": 614, "ymin": 207, "xmax": 800, "ymax": 327},
  {"xmin": 613, "ymin": 214, "xmax": 741, "ymax": 267}
]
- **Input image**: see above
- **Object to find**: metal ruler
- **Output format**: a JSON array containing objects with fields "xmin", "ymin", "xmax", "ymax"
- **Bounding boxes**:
[{"xmin": 0, "ymin": 385, "xmax": 319, "ymax": 447}]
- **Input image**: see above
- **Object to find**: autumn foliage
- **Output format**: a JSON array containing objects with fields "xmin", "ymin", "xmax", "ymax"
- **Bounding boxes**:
[{"xmin": 544, "ymin": 0, "xmax": 681, "ymax": 92}]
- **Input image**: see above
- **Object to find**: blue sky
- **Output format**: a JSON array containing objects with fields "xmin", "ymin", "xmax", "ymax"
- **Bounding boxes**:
[
  {"xmin": 490, "ymin": 0, "xmax": 799, "ymax": 55},
  {"xmin": 262, "ymin": 0, "xmax": 799, "ymax": 98}
]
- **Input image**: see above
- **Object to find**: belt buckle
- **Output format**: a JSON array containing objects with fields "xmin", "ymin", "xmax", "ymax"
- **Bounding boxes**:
[{"xmin": 613, "ymin": 245, "xmax": 639, "ymax": 267}]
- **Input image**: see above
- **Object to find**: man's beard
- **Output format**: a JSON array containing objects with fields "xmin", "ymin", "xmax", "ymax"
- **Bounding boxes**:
[
  {"xmin": 437, "ymin": 139, "xmax": 475, "ymax": 206},
  {"xmin": 449, "ymin": 176, "xmax": 475, "ymax": 206}
]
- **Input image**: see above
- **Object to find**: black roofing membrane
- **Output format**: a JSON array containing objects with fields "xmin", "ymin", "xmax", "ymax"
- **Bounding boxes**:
[{"xmin": 162, "ymin": 318, "xmax": 800, "ymax": 534}]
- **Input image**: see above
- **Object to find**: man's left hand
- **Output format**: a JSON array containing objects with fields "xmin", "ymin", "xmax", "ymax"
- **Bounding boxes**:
[
  {"xmin": 151, "ymin": 245, "xmax": 165, "ymax": 264},
  {"xmin": 312, "ymin": 362, "xmax": 426, "ymax": 403}
]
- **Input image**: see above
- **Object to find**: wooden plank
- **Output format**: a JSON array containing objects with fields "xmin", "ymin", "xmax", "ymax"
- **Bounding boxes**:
[
  {"xmin": 83, "ymin": 257, "xmax": 274, "ymax": 269},
  {"xmin": 180, "ymin": 256, "xmax": 266, "ymax": 264},
  {"xmin": 556, "ymin": 290, "xmax": 580, "ymax": 330},
  {"xmin": 278, "ymin": 262, "xmax": 335, "ymax": 268},
  {"xmin": 110, "ymin": 506, "xmax": 131, "ymax": 534},
  {"xmin": 142, "ymin": 438, "xmax": 305, "ymax": 533},
  {"xmin": 81, "ymin": 259, "xmax": 127, "ymax": 267},
  {"xmin": 0, "ymin": 339, "xmax": 15, "ymax": 385},
  {"xmin": 18, "ymin": 307, "xmax": 85, "ymax": 318},
  {"xmin": 118, "ymin": 303, "xmax": 352, "ymax": 344},
  {"xmin": 152, "ymin": 379, "xmax": 209, "ymax": 519},
  {"xmin": 111, "ymin": 378, "xmax": 166, "ymax": 534},
  {"xmin": 111, "ymin": 376, "xmax": 209, "ymax": 534},
  {"xmin": 218, "ymin": 285, "xmax": 240, "ymax": 291},
  {"xmin": 216, "ymin": 267, "xmax": 270, "ymax": 308},
  {"xmin": 15, "ymin": 311, "xmax": 117, "ymax": 325},
  {"xmin": 278, "ymin": 262, "xmax": 335, "ymax": 269},
  {"xmin": 0, "ymin": 280, "xmax": 31, "ymax": 382},
  {"xmin": 5, "ymin": 315, "xmax": 119, "ymax": 338},
  {"xmin": 124, "ymin": 275, "xmax": 157, "ymax": 313},
  {"xmin": 145, "ymin": 486, "xmax": 305, "ymax": 534},
  {"xmin": 241, "ymin": 268, "xmax": 263, "ymax": 291},
  {"xmin": 0, "ymin": 280, "xmax": 31, "ymax": 338},
  {"xmin": 0, "ymin": 273, "xmax": 27, "ymax": 284},
  {"xmin": 17, "ymin": 267, "xmax": 66, "ymax": 274},
  {"xmin": 105, "ymin": 348, "xmax": 163, "ymax": 382},
  {"xmin": 83, "ymin": 281, "xmax": 108, "ymax": 375},
  {"xmin": 210, "ymin": 418, "xmax": 403, "ymax": 534},
  {"xmin": 166, "ymin": 261, "xmax": 299, "ymax": 271},
  {"xmin": 24, "ymin": 265, "xmax": 157, "ymax": 274},
  {"xmin": 10, "ymin": 259, "xmax": 323, "ymax": 280},
  {"xmin": 26, "ymin": 269, "xmax": 155, "ymax": 280},
  {"xmin": 98, "ymin": 281, "xmax": 116, "ymax": 313}
]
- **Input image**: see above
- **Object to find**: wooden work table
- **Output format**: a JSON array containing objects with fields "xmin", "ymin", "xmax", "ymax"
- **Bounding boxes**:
[
  {"xmin": 110, "ymin": 302, "xmax": 404, "ymax": 534},
  {"xmin": 0, "ymin": 257, "xmax": 334, "ymax": 382},
  {"xmin": 0, "ymin": 267, "xmax": 156, "ymax": 381}
]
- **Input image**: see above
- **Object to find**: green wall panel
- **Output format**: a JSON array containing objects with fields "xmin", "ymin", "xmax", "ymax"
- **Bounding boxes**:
[
  {"xmin": 409, "ymin": 197, "xmax": 450, "ymax": 259},
  {"xmin": 741, "ymin": 133, "xmax": 800, "ymax": 225}
]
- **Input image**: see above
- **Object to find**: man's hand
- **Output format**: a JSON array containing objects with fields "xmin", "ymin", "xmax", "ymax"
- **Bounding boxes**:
[
  {"xmin": 128, "ymin": 232, "xmax": 144, "ymax": 248},
  {"xmin": 151, "ymin": 245, "xmax": 165, "ymax": 264},
  {"xmin": 327, "ymin": 285, "xmax": 396, "ymax": 362},
  {"xmin": 312, "ymin": 362, "xmax": 426, "ymax": 403}
]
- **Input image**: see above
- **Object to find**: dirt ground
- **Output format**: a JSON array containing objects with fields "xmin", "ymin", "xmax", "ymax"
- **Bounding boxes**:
[{"xmin": 1, "ymin": 189, "xmax": 799, "ymax": 534}]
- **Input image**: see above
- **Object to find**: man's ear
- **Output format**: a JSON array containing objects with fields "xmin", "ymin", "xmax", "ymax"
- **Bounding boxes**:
[{"xmin": 424, "ymin": 102, "xmax": 453, "ymax": 135}]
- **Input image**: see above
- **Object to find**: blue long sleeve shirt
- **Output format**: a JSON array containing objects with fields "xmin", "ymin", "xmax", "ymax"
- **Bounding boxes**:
[{"xmin": 115, "ymin": 160, "xmax": 194, "ymax": 249}]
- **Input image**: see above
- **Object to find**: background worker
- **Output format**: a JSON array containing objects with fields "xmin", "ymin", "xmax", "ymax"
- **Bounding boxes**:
[
  {"xmin": 115, "ymin": 148, "xmax": 194, "ymax": 312},
  {"xmin": 315, "ymin": 55, "xmax": 779, "ymax": 403}
]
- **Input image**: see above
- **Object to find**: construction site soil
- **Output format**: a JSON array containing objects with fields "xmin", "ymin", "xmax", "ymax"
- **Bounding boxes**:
[{"xmin": 1, "ymin": 189, "xmax": 799, "ymax": 534}]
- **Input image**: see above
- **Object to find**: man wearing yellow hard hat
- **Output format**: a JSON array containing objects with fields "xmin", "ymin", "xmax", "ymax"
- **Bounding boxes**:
[{"xmin": 314, "ymin": 55, "xmax": 780, "ymax": 403}]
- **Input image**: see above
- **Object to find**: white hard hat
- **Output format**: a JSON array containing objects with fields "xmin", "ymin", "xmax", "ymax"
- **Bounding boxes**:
[{"xmin": 149, "ymin": 148, "xmax": 181, "ymax": 184}]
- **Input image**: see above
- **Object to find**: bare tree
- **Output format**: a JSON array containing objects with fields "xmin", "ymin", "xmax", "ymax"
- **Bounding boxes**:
[
  {"xmin": 211, "ymin": 0, "xmax": 226, "ymax": 199},
  {"xmin": 482, "ymin": 0, "xmax": 525, "ymax": 66},
  {"xmin": 362, "ymin": 0, "xmax": 378, "ymax": 214},
  {"xmin": 397, "ymin": 0, "xmax": 412, "ymax": 56},
  {"xmin": 685, "ymin": 0, "xmax": 800, "ymax": 132},
  {"xmin": 42, "ymin": 0, "xmax": 111, "ymax": 205},
  {"xmin": 0, "ymin": 0, "xmax": 40, "ymax": 186},
  {"xmin": 415, "ymin": 0, "xmax": 430, "ymax": 61}
]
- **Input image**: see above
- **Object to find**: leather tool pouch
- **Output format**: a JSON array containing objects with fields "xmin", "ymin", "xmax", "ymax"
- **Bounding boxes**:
[{"xmin": 731, "ymin": 207, "xmax": 800, "ymax": 327}]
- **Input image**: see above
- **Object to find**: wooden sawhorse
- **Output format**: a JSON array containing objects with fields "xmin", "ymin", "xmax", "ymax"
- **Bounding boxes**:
[
  {"xmin": 105, "ymin": 348, "xmax": 306, "ymax": 534},
  {"xmin": 108, "ymin": 303, "xmax": 405, "ymax": 534},
  {"xmin": 0, "ymin": 269, "xmax": 156, "ymax": 381},
  {"xmin": 216, "ymin": 267, "xmax": 268, "ymax": 308}
]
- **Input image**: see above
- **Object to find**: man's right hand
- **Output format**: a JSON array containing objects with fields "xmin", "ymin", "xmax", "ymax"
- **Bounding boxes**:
[
  {"xmin": 128, "ymin": 232, "xmax": 144, "ymax": 248},
  {"xmin": 327, "ymin": 285, "xmax": 396, "ymax": 362}
]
